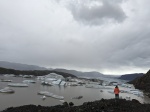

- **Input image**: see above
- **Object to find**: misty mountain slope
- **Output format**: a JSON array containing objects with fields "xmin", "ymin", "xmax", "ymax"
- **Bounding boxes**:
[
  {"xmin": 53, "ymin": 68, "xmax": 104, "ymax": 78},
  {"xmin": 0, "ymin": 61, "xmax": 47, "ymax": 70},
  {"xmin": 119, "ymin": 73, "xmax": 144, "ymax": 81}
]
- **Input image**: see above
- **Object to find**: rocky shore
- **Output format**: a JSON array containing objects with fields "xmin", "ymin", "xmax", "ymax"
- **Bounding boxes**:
[{"xmin": 2, "ymin": 99, "xmax": 150, "ymax": 112}]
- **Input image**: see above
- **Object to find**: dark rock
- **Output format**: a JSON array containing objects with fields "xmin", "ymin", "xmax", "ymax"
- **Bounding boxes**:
[
  {"xmin": 83, "ymin": 102, "xmax": 88, "ymax": 105},
  {"xmin": 2, "ymin": 99, "xmax": 150, "ymax": 112},
  {"xmin": 63, "ymin": 102, "xmax": 69, "ymax": 107},
  {"xmin": 132, "ymin": 99, "xmax": 140, "ymax": 104},
  {"xmin": 101, "ymin": 98, "xmax": 105, "ymax": 102},
  {"xmin": 69, "ymin": 102, "xmax": 74, "ymax": 107},
  {"xmin": 101, "ymin": 106, "xmax": 104, "ymax": 110},
  {"xmin": 6, "ymin": 107, "xmax": 13, "ymax": 110}
]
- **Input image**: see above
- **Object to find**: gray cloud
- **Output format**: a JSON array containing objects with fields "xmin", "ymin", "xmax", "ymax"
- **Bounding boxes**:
[
  {"xmin": 67, "ymin": 0, "xmax": 127, "ymax": 25},
  {"xmin": 0, "ymin": 0, "xmax": 150, "ymax": 75}
]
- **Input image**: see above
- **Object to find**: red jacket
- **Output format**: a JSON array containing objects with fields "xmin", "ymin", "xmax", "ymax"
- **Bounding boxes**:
[{"xmin": 114, "ymin": 88, "xmax": 120, "ymax": 94}]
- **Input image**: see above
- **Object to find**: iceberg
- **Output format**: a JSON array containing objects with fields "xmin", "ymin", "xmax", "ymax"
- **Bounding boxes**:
[
  {"xmin": 52, "ymin": 79, "xmax": 62, "ymax": 85},
  {"xmin": 23, "ymin": 80, "xmax": 36, "ymax": 83},
  {"xmin": 60, "ymin": 81, "xmax": 66, "ymax": 86},
  {"xmin": 51, "ymin": 94, "xmax": 64, "ymax": 100},
  {"xmin": 0, "ymin": 87, "xmax": 15, "ymax": 93},
  {"xmin": 41, "ymin": 81, "xmax": 53, "ymax": 86},
  {"xmin": 85, "ymin": 84, "xmax": 111, "ymax": 89},
  {"xmin": 37, "ymin": 91, "xmax": 64, "ymax": 100},
  {"xmin": 44, "ymin": 92, "xmax": 54, "ymax": 97},
  {"xmin": 37, "ymin": 91, "xmax": 50, "ymax": 95},
  {"xmin": 129, "ymin": 89, "xmax": 144, "ymax": 97},
  {"xmin": 8, "ymin": 83, "xmax": 28, "ymax": 87},
  {"xmin": 0, "ymin": 79, "xmax": 12, "ymax": 82}
]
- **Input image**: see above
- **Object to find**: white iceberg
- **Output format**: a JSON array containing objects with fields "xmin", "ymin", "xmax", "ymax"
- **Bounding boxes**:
[
  {"xmin": 8, "ymin": 83, "xmax": 28, "ymax": 87},
  {"xmin": 51, "ymin": 94, "xmax": 64, "ymax": 100},
  {"xmin": 52, "ymin": 79, "xmax": 62, "ymax": 85},
  {"xmin": 37, "ymin": 91, "xmax": 50, "ymax": 95},
  {"xmin": 23, "ymin": 80, "xmax": 36, "ymax": 83},
  {"xmin": 60, "ymin": 81, "xmax": 66, "ymax": 86},
  {"xmin": 44, "ymin": 92, "xmax": 54, "ymax": 97},
  {"xmin": 0, "ymin": 79, "xmax": 12, "ymax": 82},
  {"xmin": 0, "ymin": 87, "xmax": 15, "ymax": 93},
  {"xmin": 85, "ymin": 84, "xmax": 111, "ymax": 89},
  {"xmin": 37, "ymin": 91, "xmax": 64, "ymax": 100}
]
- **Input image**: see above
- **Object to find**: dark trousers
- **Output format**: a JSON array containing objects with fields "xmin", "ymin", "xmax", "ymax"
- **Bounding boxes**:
[{"xmin": 115, "ymin": 94, "xmax": 119, "ymax": 99}]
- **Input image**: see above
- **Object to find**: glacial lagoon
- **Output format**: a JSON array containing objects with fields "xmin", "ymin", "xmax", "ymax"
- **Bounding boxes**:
[{"xmin": 0, "ymin": 75, "xmax": 150, "ymax": 111}]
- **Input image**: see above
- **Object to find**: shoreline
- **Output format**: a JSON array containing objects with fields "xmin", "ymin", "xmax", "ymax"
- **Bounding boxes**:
[{"xmin": 2, "ymin": 98, "xmax": 150, "ymax": 112}]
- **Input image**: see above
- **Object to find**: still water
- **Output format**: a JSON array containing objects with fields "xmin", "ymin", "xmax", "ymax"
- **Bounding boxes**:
[{"xmin": 0, "ymin": 76, "xmax": 150, "ymax": 111}]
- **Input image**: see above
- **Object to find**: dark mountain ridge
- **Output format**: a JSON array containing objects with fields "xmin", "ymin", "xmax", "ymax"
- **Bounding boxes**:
[
  {"xmin": 0, "ymin": 61, "xmax": 104, "ymax": 78},
  {"xmin": 0, "ymin": 67, "xmax": 76, "ymax": 78},
  {"xmin": 119, "ymin": 73, "xmax": 144, "ymax": 81}
]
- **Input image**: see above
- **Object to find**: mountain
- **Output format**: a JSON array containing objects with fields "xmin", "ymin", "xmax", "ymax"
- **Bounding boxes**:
[
  {"xmin": 0, "ymin": 61, "xmax": 47, "ymax": 70},
  {"xmin": 119, "ymin": 73, "xmax": 144, "ymax": 81},
  {"xmin": 0, "ymin": 61, "xmax": 105, "ymax": 78},
  {"xmin": 53, "ymin": 68, "xmax": 104, "ymax": 78},
  {"xmin": 0, "ymin": 67, "xmax": 76, "ymax": 78},
  {"xmin": 129, "ymin": 69, "xmax": 150, "ymax": 93}
]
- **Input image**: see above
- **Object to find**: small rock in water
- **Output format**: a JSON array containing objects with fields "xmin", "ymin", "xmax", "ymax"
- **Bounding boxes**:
[
  {"xmin": 100, "ymin": 90, "xmax": 103, "ymax": 92},
  {"xmin": 63, "ymin": 102, "xmax": 69, "ymax": 107},
  {"xmin": 71, "ymin": 96, "xmax": 83, "ymax": 99},
  {"xmin": 69, "ymin": 102, "xmax": 74, "ymax": 107}
]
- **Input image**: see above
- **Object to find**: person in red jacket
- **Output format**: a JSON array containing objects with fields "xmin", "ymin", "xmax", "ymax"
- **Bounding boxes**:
[{"xmin": 114, "ymin": 85, "xmax": 120, "ymax": 99}]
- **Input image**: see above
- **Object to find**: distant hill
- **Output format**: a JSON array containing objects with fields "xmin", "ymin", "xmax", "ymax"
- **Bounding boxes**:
[
  {"xmin": 0, "ymin": 61, "xmax": 48, "ymax": 70},
  {"xmin": 53, "ymin": 68, "xmax": 104, "ymax": 78},
  {"xmin": 129, "ymin": 69, "xmax": 150, "ymax": 93},
  {"xmin": 0, "ymin": 67, "xmax": 76, "ymax": 78},
  {"xmin": 0, "ymin": 61, "xmax": 104, "ymax": 78},
  {"xmin": 119, "ymin": 73, "xmax": 144, "ymax": 81}
]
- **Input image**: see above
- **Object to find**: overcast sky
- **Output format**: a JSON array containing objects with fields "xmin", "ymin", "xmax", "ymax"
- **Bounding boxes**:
[{"xmin": 0, "ymin": 0, "xmax": 150, "ymax": 75}]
